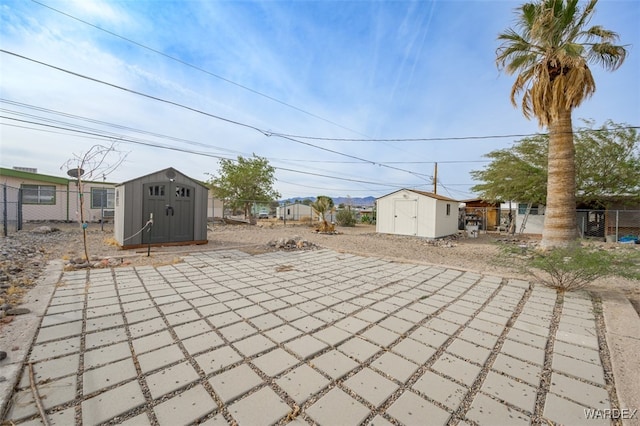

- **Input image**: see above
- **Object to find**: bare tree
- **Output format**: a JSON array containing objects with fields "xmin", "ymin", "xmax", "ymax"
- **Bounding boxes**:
[{"xmin": 61, "ymin": 142, "xmax": 127, "ymax": 263}]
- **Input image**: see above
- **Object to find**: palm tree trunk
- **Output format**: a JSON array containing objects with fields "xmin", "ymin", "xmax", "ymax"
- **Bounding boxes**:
[{"xmin": 541, "ymin": 108, "xmax": 578, "ymax": 249}]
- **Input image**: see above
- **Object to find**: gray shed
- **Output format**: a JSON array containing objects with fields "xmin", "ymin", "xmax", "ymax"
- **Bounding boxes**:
[{"xmin": 114, "ymin": 167, "xmax": 208, "ymax": 249}]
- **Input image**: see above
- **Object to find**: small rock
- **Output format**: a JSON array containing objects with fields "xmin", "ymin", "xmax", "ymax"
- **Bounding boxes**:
[{"xmin": 31, "ymin": 226, "xmax": 53, "ymax": 234}]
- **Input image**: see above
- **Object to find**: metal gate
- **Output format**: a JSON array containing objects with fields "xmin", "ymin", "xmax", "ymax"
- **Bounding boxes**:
[{"xmin": 143, "ymin": 182, "xmax": 194, "ymax": 243}]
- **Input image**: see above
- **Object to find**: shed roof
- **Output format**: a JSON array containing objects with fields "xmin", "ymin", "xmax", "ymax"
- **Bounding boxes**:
[
  {"xmin": 117, "ymin": 167, "xmax": 209, "ymax": 189},
  {"xmin": 377, "ymin": 188, "xmax": 458, "ymax": 203}
]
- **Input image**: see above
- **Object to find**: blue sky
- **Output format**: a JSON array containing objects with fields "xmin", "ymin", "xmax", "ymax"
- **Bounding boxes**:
[{"xmin": 1, "ymin": 0, "xmax": 638, "ymax": 200}]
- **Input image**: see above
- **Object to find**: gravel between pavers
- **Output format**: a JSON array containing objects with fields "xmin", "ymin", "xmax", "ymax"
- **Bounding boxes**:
[
  {"xmin": 2, "ymin": 220, "xmax": 638, "ymax": 312},
  {"xmin": 0, "ymin": 220, "xmax": 638, "ymax": 425}
]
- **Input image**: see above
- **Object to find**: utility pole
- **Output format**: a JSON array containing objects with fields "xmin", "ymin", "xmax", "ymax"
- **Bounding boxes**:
[{"xmin": 433, "ymin": 162, "xmax": 438, "ymax": 194}]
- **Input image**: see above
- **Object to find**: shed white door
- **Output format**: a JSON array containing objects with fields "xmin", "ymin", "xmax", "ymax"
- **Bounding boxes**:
[{"xmin": 394, "ymin": 199, "xmax": 417, "ymax": 235}]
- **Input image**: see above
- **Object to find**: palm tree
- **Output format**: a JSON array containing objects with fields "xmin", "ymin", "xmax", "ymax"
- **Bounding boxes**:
[{"xmin": 496, "ymin": 0, "xmax": 627, "ymax": 248}]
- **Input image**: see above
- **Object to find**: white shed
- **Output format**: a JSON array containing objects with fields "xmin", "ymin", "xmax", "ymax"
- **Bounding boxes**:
[
  {"xmin": 376, "ymin": 189, "xmax": 459, "ymax": 238},
  {"xmin": 276, "ymin": 203, "xmax": 313, "ymax": 221}
]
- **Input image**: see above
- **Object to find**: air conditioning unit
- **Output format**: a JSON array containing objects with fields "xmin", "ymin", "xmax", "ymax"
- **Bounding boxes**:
[{"xmin": 102, "ymin": 210, "xmax": 115, "ymax": 218}]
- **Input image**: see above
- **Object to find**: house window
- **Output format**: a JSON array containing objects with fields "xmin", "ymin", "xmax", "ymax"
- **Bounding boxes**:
[
  {"xmin": 446, "ymin": 203, "xmax": 451, "ymax": 216},
  {"xmin": 21, "ymin": 184, "xmax": 55, "ymax": 205},
  {"xmin": 91, "ymin": 188, "xmax": 115, "ymax": 209},
  {"xmin": 518, "ymin": 203, "xmax": 540, "ymax": 215}
]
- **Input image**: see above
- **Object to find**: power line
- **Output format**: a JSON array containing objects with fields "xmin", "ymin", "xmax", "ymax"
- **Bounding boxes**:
[
  {"xmin": 0, "ymin": 101, "xmax": 438, "ymax": 189},
  {"xmin": 4, "ymin": 114, "xmax": 477, "ymax": 197},
  {"xmin": 272, "ymin": 158, "xmax": 491, "ymax": 164},
  {"xmin": 0, "ymin": 99, "xmax": 245, "ymax": 156},
  {"xmin": 0, "ymin": 50, "xmax": 263, "ymax": 132},
  {"xmin": 4, "ymin": 51, "xmax": 634, "ymax": 158},
  {"xmin": 31, "ymin": 0, "xmax": 370, "ymax": 138},
  {"xmin": 271, "ymin": 125, "xmax": 640, "ymax": 142},
  {"xmin": 1, "ymin": 116, "xmax": 424, "ymax": 188},
  {"xmin": 2, "ymin": 98, "xmax": 488, "ymax": 168},
  {"xmin": 0, "ymin": 50, "xmax": 434, "ymax": 183}
]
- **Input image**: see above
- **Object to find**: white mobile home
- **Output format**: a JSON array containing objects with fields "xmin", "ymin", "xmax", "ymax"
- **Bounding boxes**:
[
  {"xmin": 0, "ymin": 167, "xmax": 116, "ymax": 223},
  {"xmin": 277, "ymin": 203, "xmax": 313, "ymax": 221},
  {"xmin": 376, "ymin": 189, "xmax": 459, "ymax": 239}
]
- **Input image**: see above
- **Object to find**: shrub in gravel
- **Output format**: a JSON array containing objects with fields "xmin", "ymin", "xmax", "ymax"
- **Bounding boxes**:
[
  {"xmin": 336, "ymin": 209, "xmax": 356, "ymax": 227},
  {"xmin": 495, "ymin": 241, "xmax": 640, "ymax": 291},
  {"xmin": 529, "ymin": 246, "xmax": 613, "ymax": 291}
]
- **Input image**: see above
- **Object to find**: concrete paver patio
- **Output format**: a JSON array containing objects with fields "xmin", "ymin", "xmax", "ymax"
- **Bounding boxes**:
[{"xmin": 0, "ymin": 248, "xmax": 635, "ymax": 425}]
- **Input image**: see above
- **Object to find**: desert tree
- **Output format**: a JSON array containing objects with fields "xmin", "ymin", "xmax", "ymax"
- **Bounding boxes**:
[
  {"xmin": 209, "ymin": 155, "xmax": 280, "ymax": 221},
  {"xmin": 61, "ymin": 142, "xmax": 127, "ymax": 263},
  {"xmin": 471, "ymin": 119, "xmax": 640, "ymax": 207}
]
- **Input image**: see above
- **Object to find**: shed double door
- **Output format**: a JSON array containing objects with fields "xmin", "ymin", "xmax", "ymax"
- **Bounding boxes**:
[
  {"xmin": 143, "ymin": 182, "xmax": 194, "ymax": 243},
  {"xmin": 394, "ymin": 199, "xmax": 417, "ymax": 236}
]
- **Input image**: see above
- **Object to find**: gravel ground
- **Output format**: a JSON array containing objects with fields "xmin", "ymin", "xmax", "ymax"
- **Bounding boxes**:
[
  {"xmin": 0, "ymin": 220, "xmax": 638, "ymax": 424},
  {"xmin": 1, "ymin": 220, "xmax": 638, "ymax": 316}
]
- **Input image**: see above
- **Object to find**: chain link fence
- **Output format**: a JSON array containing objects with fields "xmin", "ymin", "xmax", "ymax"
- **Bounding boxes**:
[
  {"xmin": 1, "ymin": 184, "xmax": 22, "ymax": 236},
  {"xmin": 1, "ymin": 184, "xmax": 113, "ymax": 236},
  {"xmin": 461, "ymin": 206, "xmax": 640, "ymax": 243},
  {"xmin": 578, "ymin": 209, "xmax": 640, "ymax": 242}
]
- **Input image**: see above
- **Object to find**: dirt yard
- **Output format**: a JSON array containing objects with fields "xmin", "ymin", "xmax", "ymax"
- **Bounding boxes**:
[{"xmin": 1, "ymin": 220, "xmax": 638, "ymax": 315}]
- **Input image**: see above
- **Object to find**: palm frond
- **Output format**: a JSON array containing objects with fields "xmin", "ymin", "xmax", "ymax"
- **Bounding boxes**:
[
  {"xmin": 588, "ymin": 43, "xmax": 627, "ymax": 71},
  {"xmin": 496, "ymin": 0, "xmax": 627, "ymax": 126}
]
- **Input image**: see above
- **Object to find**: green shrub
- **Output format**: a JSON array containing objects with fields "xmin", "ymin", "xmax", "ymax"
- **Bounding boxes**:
[
  {"xmin": 336, "ymin": 209, "xmax": 356, "ymax": 227},
  {"xmin": 529, "ymin": 246, "xmax": 613, "ymax": 291},
  {"xmin": 494, "ymin": 241, "xmax": 640, "ymax": 291}
]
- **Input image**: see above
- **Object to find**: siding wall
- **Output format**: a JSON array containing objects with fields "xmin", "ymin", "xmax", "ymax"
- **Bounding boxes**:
[{"xmin": 433, "ymin": 200, "xmax": 459, "ymax": 238}]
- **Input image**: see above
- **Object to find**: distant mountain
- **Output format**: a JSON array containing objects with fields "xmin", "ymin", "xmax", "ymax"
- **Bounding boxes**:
[
  {"xmin": 333, "ymin": 196, "xmax": 376, "ymax": 207},
  {"xmin": 279, "ymin": 196, "xmax": 376, "ymax": 207}
]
